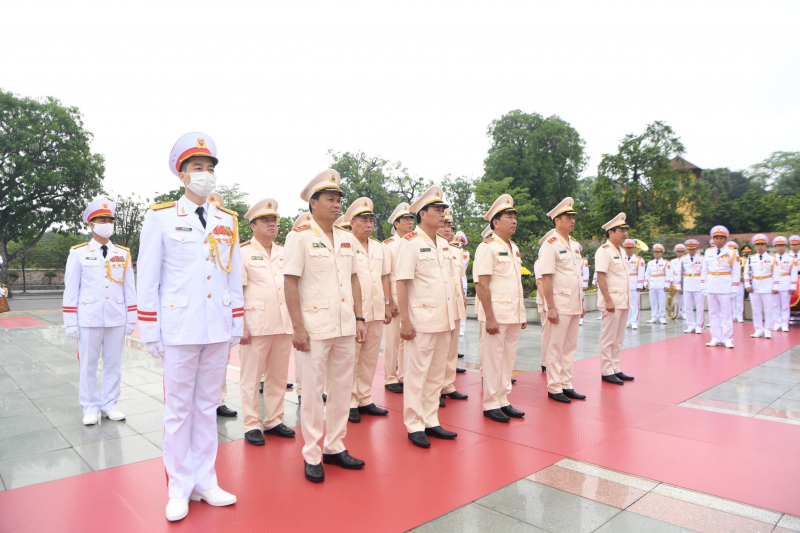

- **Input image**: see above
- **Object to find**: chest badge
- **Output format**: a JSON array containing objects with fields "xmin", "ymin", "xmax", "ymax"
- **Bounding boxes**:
[
  {"xmin": 420, "ymin": 247, "xmax": 431, "ymax": 252},
  {"xmin": 312, "ymin": 242, "xmax": 326, "ymax": 248},
  {"xmin": 340, "ymin": 243, "xmax": 351, "ymax": 249},
  {"xmin": 251, "ymin": 256, "xmax": 264, "ymax": 260}
]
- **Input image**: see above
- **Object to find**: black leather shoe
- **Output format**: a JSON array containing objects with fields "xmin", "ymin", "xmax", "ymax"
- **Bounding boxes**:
[
  {"xmin": 456, "ymin": 367, "xmax": 466, "ymax": 373},
  {"xmin": 511, "ymin": 378, "xmax": 517, "ymax": 384},
  {"xmin": 304, "ymin": 461, "xmax": 324, "ymax": 482},
  {"xmin": 442, "ymin": 390, "xmax": 468, "ymax": 400},
  {"xmin": 385, "ymin": 383, "xmax": 404, "ymax": 393},
  {"xmin": 348, "ymin": 408, "xmax": 361, "ymax": 423},
  {"xmin": 541, "ymin": 366, "xmax": 546, "ymax": 372},
  {"xmin": 602, "ymin": 374, "xmax": 624, "ymax": 385},
  {"xmin": 548, "ymin": 392, "xmax": 571, "ymax": 403},
  {"xmin": 286, "ymin": 382, "xmax": 294, "ymax": 388},
  {"xmin": 439, "ymin": 396, "xmax": 446, "ymax": 407},
  {"xmin": 501, "ymin": 405, "xmax": 525, "ymax": 418},
  {"xmin": 264, "ymin": 423, "xmax": 296, "ymax": 438},
  {"xmin": 458, "ymin": 353, "xmax": 465, "ymax": 359},
  {"xmin": 216, "ymin": 405, "xmax": 237, "ymax": 417},
  {"xmin": 245, "ymin": 429, "xmax": 265, "ymax": 446},
  {"xmin": 358, "ymin": 403, "xmax": 388, "ymax": 416},
  {"xmin": 425, "ymin": 426, "xmax": 457, "ymax": 439},
  {"xmin": 483, "ymin": 408, "xmax": 510, "ymax": 422},
  {"xmin": 322, "ymin": 393, "xmax": 328, "ymax": 402},
  {"xmin": 563, "ymin": 389, "xmax": 586, "ymax": 400},
  {"xmin": 408, "ymin": 431, "xmax": 430, "ymax": 448},
  {"xmin": 322, "ymin": 450, "xmax": 365, "ymax": 469},
  {"xmin": 259, "ymin": 382, "xmax": 264, "ymax": 393},
  {"xmin": 616, "ymin": 372, "xmax": 635, "ymax": 381}
]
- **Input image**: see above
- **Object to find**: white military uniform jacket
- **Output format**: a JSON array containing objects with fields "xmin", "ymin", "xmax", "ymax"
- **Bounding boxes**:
[
  {"xmin": 63, "ymin": 239, "xmax": 137, "ymax": 327},
  {"xmin": 136, "ymin": 196, "xmax": 244, "ymax": 345},
  {"xmin": 645, "ymin": 258, "xmax": 672, "ymax": 290},
  {"xmin": 774, "ymin": 253, "xmax": 798, "ymax": 292},
  {"xmin": 581, "ymin": 257, "xmax": 590, "ymax": 290},
  {"xmin": 678, "ymin": 254, "xmax": 703, "ymax": 291},
  {"xmin": 353, "ymin": 236, "xmax": 390, "ymax": 323},
  {"xmin": 743, "ymin": 253, "xmax": 777, "ymax": 293},
  {"xmin": 700, "ymin": 246, "xmax": 740, "ymax": 294},
  {"xmin": 626, "ymin": 254, "xmax": 646, "ymax": 290},
  {"xmin": 669, "ymin": 258, "xmax": 682, "ymax": 287}
]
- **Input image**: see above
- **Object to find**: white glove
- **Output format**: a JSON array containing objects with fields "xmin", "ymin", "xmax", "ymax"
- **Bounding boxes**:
[
  {"xmin": 125, "ymin": 323, "xmax": 135, "ymax": 335},
  {"xmin": 65, "ymin": 326, "xmax": 80, "ymax": 339},
  {"xmin": 146, "ymin": 341, "xmax": 164, "ymax": 359},
  {"xmin": 229, "ymin": 336, "xmax": 241, "ymax": 347}
]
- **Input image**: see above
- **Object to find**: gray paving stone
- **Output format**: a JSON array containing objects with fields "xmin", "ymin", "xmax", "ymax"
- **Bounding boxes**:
[
  {"xmin": 123, "ymin": 411, "xmax": 164, "ymax": 434},
  {"xmin": 0, "ymin": 428, "xmax": 71, "ymax": 461},
  {"xmin": 594, "ymin": 511, "xmax": 698, "ymax": 532},
  {"xmin": 20, "ymin": 382, "xmax": 78, "ymax": 400},
  {"xmin": 57, "ymin": 420, "xmax": 138, "ymax": 446},
  {"xmin": 43, "ymin": 406, "xmax": 86, "ymax": 428},
  {"xmin": 411, "ymin": 503, "xmax": 547, "ymax": 532},
  {"xmin": 0, "ymin": 412, "xmax": 53, "ymax": 437},
  {"xmin": 0, "ymin": 448, "xmax": 93, "ymax": 489},
  {"xmin": 73, "ymin": 434, "xmax": 162, "ymax": 470},
  {"xmin": 141, "ymin": 430, "xmax": 163, "ymax": 449},
  {"xmin": 0, "ymin": 374, "xmax": 19, "ymax": 392},
  {"xmin": 115, "ymin": 396, "xmax": 164, "ymax": 416},
  {"xmin": 32, "ymin": 392, "xmax": 83, "ymax": 412},
  {"xmin": 0, "ymin": 393, "xmax": 40, "ymax": 419}
]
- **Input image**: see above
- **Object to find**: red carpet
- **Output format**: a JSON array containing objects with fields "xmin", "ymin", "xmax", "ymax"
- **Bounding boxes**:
[
  {"xmin": 0, "ymin": 316, "xmax": 48, "ymax": 328},
  {"xmin": 1, "ymin": 323, "xmax": 799, "ymax": 531}
]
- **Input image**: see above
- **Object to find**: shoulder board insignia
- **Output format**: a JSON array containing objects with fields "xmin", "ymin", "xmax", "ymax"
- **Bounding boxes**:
[
  {"xmin": 383, "ymin": 237, "xmax": 394, "ymax": 244},
  {"xmin": 449, "ymin": 242, "xmax": 461, "ymax": 248},
  {"xmin": 274, "ymin": 241, "xmax": 283, "ymax": 247},
  {"xmin": 240, "ymin": 241, "xmax": 251, "ymax": 247},
  {"xmin": 547, "ymin": 236, "xmax": 557, "ymax": 244},
  {"xmin": 484, "ymin": 237, "xmax": 495, "ymax": 244},
  {"xmin": 334, "ymin": 225, "xmax": 351, "ymax": 233},
  {"xmin": 569, "ymin": 236, "xmax": 577, "ymax": 242},
  {"xmin": 601, "ymin": 244, "xmax": 609, "ymax": 248},
  {"xmin": 369, "ymin": 236, "xmax": 380, "ymax": 243},
  {"xmin": 149, "ymin": 201, "xmax": 175, "ymax": 210},
  {"xmin": 115, "ymin": 245, "xmax": 130, "ymax": 252},
  {"xmin": 71, "ymin": 242, "xmax": 89, "ymax": 249},
  {"xmin": 510, "ymin": 239, "xmax": 517, "ymax": 246},
  {"xmin": 293, "ymin": 224, "xmax": 311, "ymax": 232},
  {"xmin": 216, "ymin": 206, "xmax": 239, "ymax": 217},
  {"xmin": 404, "ymin": 232, "xmax": 418, "ymax": 241}
]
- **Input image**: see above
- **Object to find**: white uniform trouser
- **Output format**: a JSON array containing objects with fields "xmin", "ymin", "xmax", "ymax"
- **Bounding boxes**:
[
  {"xmin": 684, "ymin": 291, "xmax": 705, "ymax": 331},
  {"xmin": 773, "ymin": 291, "xmax": 791, "ymax": 330},
  {"xmin": 383, "ymin": 315, "xmax": 405, "ymax": 385},
  {"xmin": 750, "ymin": 292, "xmax": 774, "ymax": 335},
  {"xmin": 403, "ymin": 330, "xmax": 450, "ymax": 433},
  {"xmin": 600, "ymin": 308, "xmax": 629, "ymax": 376},
  {"xmin": 649, "ymin": 288, "xmax": 666, "ymax": 321},
  {"xmin": 707, "ymin": 293, "xmax": 733, "ymax": 343},
  {"xmin": 163, "ymin": 342, "xmax": 229, "ymax": 499},
  {"xmin": 732, "ymin": 286, "xmax": 744, "ymax": 321},
  {"xmin": 351, "ymin": 321, "xmax": 383, "ymax": 408},
  {"xmin": 240, "ymin": 334, "xmax": 292, "ymax": 432},
  {"xmin": 627, "ymin": 284, "xmax": 640, "ymax": 326},
  {"xmin": 441, "ymin": 319, "xmax": 461, "ymax": 395},
  {"xmin": 298, "ymin": 336, "xmax": 355, "ymax": 465},
  {"xmin": 77, "ymin": 326, "xmax": 124, "ymax": 416},
  {"xmin": 545, "ymin": 314, "xmax": 580, "ymax": 394},
  {"xmin": 220, "ymin": 349, "xmax": 232, "ymax": 406},
  {"xmin": 675, "ymin": 292, "xmax": 685, "ymax": 319},
  {"xmin": 479, "ymin": 322, "xmax": 521, "ymax": 410}
]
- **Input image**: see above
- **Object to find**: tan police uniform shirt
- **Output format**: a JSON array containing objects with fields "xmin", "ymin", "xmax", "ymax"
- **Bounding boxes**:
[
  {"xmin": 446, "ymin": 239, "xmax": 467, "ymax": 321},
  {"xmin": 594, "ymin": 240, "xmax": 631, "ymax": 310},
  {"xmin": 282, "ymin": 219, "xmax": 358, "ymax": 340},
  {"xmin": 473, "ymin": 235, "xmax": 526, "ymax": 324},
  {"xmin": 240, "ymin": 239, "xmax": 293, "ymax": 336},
  {"xmin": 354, "ymin": 236, "xmax": 391, "ymax": 322},
  {"xmin": 383, "ymin": 236, "xmax": 402, "ymax": 301},
  {"xmin": 537, "ymin": 233, "xmax": 583, "ymax": 315},
  {"xmin": 395, "ymin": 227, "xmax": 456, "ymax": 333}
]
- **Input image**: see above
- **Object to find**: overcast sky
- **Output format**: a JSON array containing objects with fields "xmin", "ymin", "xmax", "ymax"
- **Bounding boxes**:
[{"xmin": 2, "ymin": 0, "xmax": 798, "ymax": 214}]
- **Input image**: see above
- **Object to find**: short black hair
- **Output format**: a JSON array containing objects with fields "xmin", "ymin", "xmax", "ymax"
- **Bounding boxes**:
[
  {"xmin": 415, "ymin": 205, "xmax": 430, "ymax": 225},
  {"xmin": 393, "ymin": 215, "xmax": 412, "ymax": 228},
  {"xmin": 491, "ymin": 212, "xmax": 503, "ymax": 231}
]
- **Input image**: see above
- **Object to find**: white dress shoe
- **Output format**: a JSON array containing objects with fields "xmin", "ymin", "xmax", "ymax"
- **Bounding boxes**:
[
  {"xmin": 695, "ymin": 328, "xmax": 703, "ymax": 334},
  {"xmin": 684, "ymin": 328, "xmax": 695, "ymax": 334},
  {"xmin": 765, "ymin": 332, "xmax": 772, "ymax": 339},
  {"xmin": 166, "ymin": 498, "xmax": 189, "ymax": 521},
  {"xmin": 724, "ymin": 340, "xmax": 735, "ymax": 349},
  {"xmin": 705, "ymin": 339, "xmax": 720, "ymax": 347},
  {"xmin": 102, "ymin": 410, "xmax": 126, "ymax": 421},
  {"xmin": 773, "ymin": 326, "xmax": 781, "ymax": 332},
  {"xmin": 631, "ymin": 324, "xmax": 638, "ymax": 330},
  {"xmin": 190, "ymin": 486, "xmax": 237, "ymax": 507},
  {"xmin": 82, "ymin": 413, "xmax": 99, "ymax": 426},
  {"xmin": 750, "ymin": 332, "xmax": 763, "ymax": 338},
  {"xmin": 783, "ymin": 327, "xmax": 790, "ymax": 332},
  {"xmin": 646, "ymin": 319, "xmax": 655, "ymax": 324},
  {"xmin": 659, "ymin": 319, "xmax": 667, "ymax": 324},
  {"xmin": 737, "ymin": 318, "xmax": 744, "ymax": 323}
]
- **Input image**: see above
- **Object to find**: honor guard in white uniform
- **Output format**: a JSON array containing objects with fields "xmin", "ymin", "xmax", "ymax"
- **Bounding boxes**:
[
  {"xmin": 344, "ymin": 198, "xmax": 392, "ymax": 423},
  {"xmin": 595, "ymin": 213, "xmax": 634, "ymax": 385},
  {"xmin": 679, "ymin": 239, "xmax": 705, "ymax": 333},
  {"xmin": 439, "ymin": 209, "xmax": 469, "ymax": 406},
  {"xmin": 789, "ymin": 236, "xmax": 800, "ymax": 262},
  {"xmin": 382, "ymin": 203, "xmax": 414, "ymax": 393},
  {"xmin": 538, "ymin": 197, "xmax": 586, "ymax": 403},
  {"xmin": 645, "ymin": 244, "xmax": 671, "ymax": 324},
  {"xmin": 772, "ymin": 236, "xmax": 797, "ymax": 332},
  {"xmin": 395, "ymin": 186, "xmax": 459, "ymax": 448},
  {"xmin": 623, "ymin": 240, "xmax": 645, "ymax": 329},
  {"xmin": 283, "ymin": 170, "xmax": 367, "ymax": 482},
  {"xmin": 727, "ymin": 241, "xmax": 745, "ymax": 323},
  {"xmin": 670, "ymin": 244, "xmax": 686, "ymax": 320},
  {"xmin": 474, "ymin": 195, "xmax": 526, "ymax": 421},
  {"xmin": 701, "ymin": 226, "xmax": 740, "ymax": 348},
  {"xmin": 238, "ymin": 198, "xmax": 296, "ymax": 447},
  {"xmin": 137, "ymin": 133, "xmax": 242, "ymax": 521},
  {"xmin": 744, "ymin": 234, "xmax": 776, "ymax": 339},
  {"xmin": 63, "ymin": 198, "xmax": 136, "ymax": 426},
  {"xmin": 535, "ymin": 229, "xmax": 556, "ymax": 372}
]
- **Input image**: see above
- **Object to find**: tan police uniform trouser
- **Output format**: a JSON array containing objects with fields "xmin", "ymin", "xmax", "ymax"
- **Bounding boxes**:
[
  {"xmin": 479, "ymin": 322, "xmax": 521, "ymax": 410},
  {"xmin": 383, "ymin": 316, "xmax": 405, "ymax": 384},
  {"xmin": 545, "ymin": 314, "xmax": 580, "ymax": 394},
  {"xmin": 351, "ymin": 320, "xmax": 384, "ymax": 408},
  {"xmin": 298, "ymin": 336, "xmax": 355, "ymax": 465},
  {"xmin": 600, "ymin": 308, "xmax": 629, "ymax": 376},
  {"xmin": 403, "ymin": 330, "xmax": 450, "ymax": 433},
  {"xmin": 441, "ymin": 319, "xmax": 461, "ymax": 395},
  {"xmin": 240, "ymin": 334, "xmax": 292, "ymax": 432}
]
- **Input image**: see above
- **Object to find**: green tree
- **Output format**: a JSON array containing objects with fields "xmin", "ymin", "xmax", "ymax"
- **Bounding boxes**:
[
  {"xmin": 440, "ymin": 174, "xmax": 479, "ymax": 232},
  {"xmin": 0, "ymin": 90, "xmax": 105, "ymax": 283},
  {"xmin": 749, "ymin": 151, "xmax": 800, "ymax": 196},
  {"xmin": 698, "ymin": 168, "xmax": 734, "ymax": 203},
  {"xmin": 113, "ymin": 193, "xmax": 149, "ymax": 260},
  {"xmin": 7, "ymin": 231, "xmax": 87, "ymax": 290}
]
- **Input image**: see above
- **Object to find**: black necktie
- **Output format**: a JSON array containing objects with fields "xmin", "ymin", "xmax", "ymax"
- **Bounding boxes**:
[
  {"xmin": 101, "ymin": 245, "xmax": 107, "ymax": 258},
  {"xmin": 196, "ymin": 206, "xmax": 206, "ymax": 229},
  {"xmin": 759, "ymin": 255, "xmax": 762, "ymax": 261},
  {"xmin": 717, "ymin": 248, "xmax": 720, "ymax": 255}
]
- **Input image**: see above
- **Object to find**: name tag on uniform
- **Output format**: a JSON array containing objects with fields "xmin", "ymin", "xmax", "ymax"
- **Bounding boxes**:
[
  {"xmin": 312, "ymin": 243, "xmax": 326, "ymax": 248},
  {"xmin": 420, "ymin": 247, "xmax": 431, "ymax": 252},
  {"xmin": 559, "ymin": 250, "xmax": 567, "ymax": 254},
  {"xmin": 499, "ymin": 252, "xmax": 509, "ymax": 256},
  {"xmin": 614, "ymin": 256, "xmax": 620, "ymax": 259},
  {"xmin": 175, "ymin": 227, "xmax": 192, "ymax": 232},
  {"xmin": 251, "ymin": 256, "xmax": 264, "ymax": 260},
  {"xmin": 85, "ymin": 257, "xmax": 96, "ymax": 260}
]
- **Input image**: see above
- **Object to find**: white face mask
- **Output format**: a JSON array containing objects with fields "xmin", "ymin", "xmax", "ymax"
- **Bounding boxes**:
[
  {"xmin": 92, "ymin": 223, "xmax": 114, "ymax": 239},
  {"xmin": 185, "ymin": 171, "xmax": 217, "ymax": 197}
]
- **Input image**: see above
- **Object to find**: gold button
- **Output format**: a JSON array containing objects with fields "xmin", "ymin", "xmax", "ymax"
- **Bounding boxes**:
[
  {"xmin": 207, "ymin": 276, "xmax": 211, "ymax": 280},
  {"xmin": 313, "ymin": 306, "xmax": 318, "ymax": 310},
  {"xmin": 206, "ymin": 257, "xmax": 209, "ymax": 261},
  {"xmin": 374, "ymin": 292, "xmax": 377, "ymax": 296},
  {"xmin": 204, "ymin": 239, "xmax": 208, "ymax": 244},
  {"xmin": 105, "ymin": 286, "xmax": 108, "ymax": 289},
  {"xmin": 207, "ymin": 294, "xmax": 212, "ymax": 298},
  {"xmin": 106, "ymin": 296, "xmax": 109, "ymax": 300},
  {"xmin": 422, "ymin": 304, "xmax": 427, "ymax": 308},
  {"xmin": 170, "ymin": 304, "xmax": 175, "ymax": 308},
  {"xmin": 181, "ymin": 238, "xmax": 185, "ymax": 242},
  {"xmin": 278, "ymin": 287, "xmax": 281, "ymax": 290},
  {"xmin": 279, "ymin": 302, "xmax": 283, "ymax": 305},
  {"xmin": 342, "ymin": 298, "xmax": 345, "ymax": 302},
  {"xmin": 251, "ymin": 307, "xmax": 255, "ymax": 310}
]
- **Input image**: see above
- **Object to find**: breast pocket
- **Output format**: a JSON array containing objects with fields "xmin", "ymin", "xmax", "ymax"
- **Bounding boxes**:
[
  {"xmin": 161, "ymin": 294, "xmax": 189, "ymax": 336},
  {"xmin": 491, "ymin": 293, "xmax": 515, "ymax": 320},
  {"xmin": 411, "ymin": 298, "xmax": 437, "ymax": 323},
  {"xmin": 302, "ymin": 298, "xmax": 331, "ymax": 333},
  {"xmin": 79, "ymin": 259, "xmax": 102, "ymax": 282},
  {"xmin": 417, "ymin": 253, "xmax": 437, "ymax": 274},
  {"xmin": 495, "ymin": 256, "xmax": 513, "ymax": 275},
  {"xmin": 338, "ymin": 249, "xmax": 354, "ymax": 272},
  {"xmin": 308, "ymin": 248, "xmax": 333, "ymax": 271},
  {"xmin": 247, "ymin": 260, "xmax": 270, "ymax": 280},
  {"xmin": 167, "ymin": 232, "xmax": 198, "ymax": 261}
]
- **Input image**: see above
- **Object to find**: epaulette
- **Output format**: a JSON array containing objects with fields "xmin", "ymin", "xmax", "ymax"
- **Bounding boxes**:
[
  {"xmin": 547, "ymin": 236, "xmax": 557, "ymax": 244},
  {"xmin": 335, "ymin": 225, "xmax": 351, "ymax": 233},
  {"xmin": 602, "ymin": 244, "xmax": 609, "ymax": 248},
  {"xmin": 240, "ymin": 241, "xmax": 251, "ymax": 247},
  {"xmin": 569, "ymin": 235, "xmax": 578, "ymax": 242},
  {"xmin": 216, "ymin": 206, "xmax": 239, "ymax": 218},
  {"xmin": 383, "ymin": 237, "xmax": 394, "ymax": 244},
  {"xmin": 116, "ymin": 245, "xmax": 130, "ymax": 252},
  {"xmin": 484, "ymin": 237, "xmax": 495, "ymax": 244},
  {"xmin": 71, "ymin": 242, "xmax": 88, "ymax": 249},
  {"xmin": 369, "ymin": 236, "xmax": 381, "ymax": 243},
  {"xmin": 510, "ymin": 239, "xmax": 517, "ymax": 246},
  {"xmin": 149, "ymin": 201, "xmax": 175, "ymax": 210},
  {"xmin": 274, "ymin": 241, "xmax": 283, "ymax": 247},
  {"xmin": 404, "ymin": 231, "xmax": 418, "ymax": 241},
  {"xmin": 449, "ymin": 241, "xmax": 462, "ymax": 248},
  {"xmin": 293, "ymin": 224, "xmax": 311, "ymax": 232}
]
